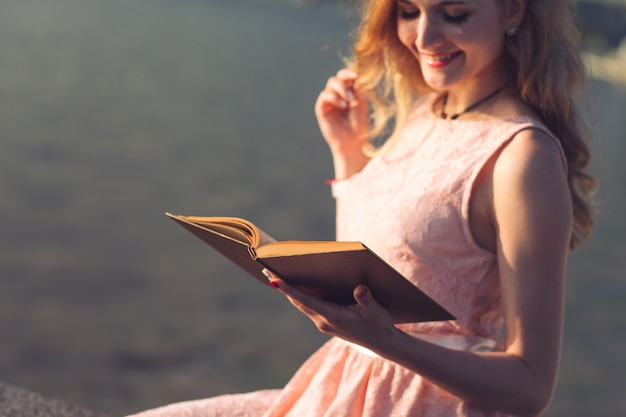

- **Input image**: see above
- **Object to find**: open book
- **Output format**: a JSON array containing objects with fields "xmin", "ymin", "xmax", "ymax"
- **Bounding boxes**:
[{"xmin": 166, "ymin": 213, "xmax": 454, "ymax": 324}]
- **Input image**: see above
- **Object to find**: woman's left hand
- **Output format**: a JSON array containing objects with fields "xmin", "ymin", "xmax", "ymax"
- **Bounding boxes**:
[{"xmin": 263, "ymin": 269, "xmax": 396, "ymax": 350}]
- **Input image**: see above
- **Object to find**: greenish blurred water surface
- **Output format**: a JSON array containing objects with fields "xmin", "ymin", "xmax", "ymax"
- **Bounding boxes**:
[{"xmin": 0, "ymin": 0, "xmax": 624, "ymax": 415}]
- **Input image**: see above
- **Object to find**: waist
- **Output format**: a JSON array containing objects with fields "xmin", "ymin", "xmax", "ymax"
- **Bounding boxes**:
[{"xmin": 344, "ymin": 332, "xmax": 498, "ymax": 358}]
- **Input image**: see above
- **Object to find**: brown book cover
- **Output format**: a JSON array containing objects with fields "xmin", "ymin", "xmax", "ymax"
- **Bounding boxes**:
[{"xmin": 166, "ymin": 213, "xmax": 455, "ymax": 324}]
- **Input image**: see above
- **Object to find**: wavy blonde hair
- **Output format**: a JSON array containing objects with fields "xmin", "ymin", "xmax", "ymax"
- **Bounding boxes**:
[{"xmin": 349, "ymin": 0, "xmax": 595, "ymax": 249}]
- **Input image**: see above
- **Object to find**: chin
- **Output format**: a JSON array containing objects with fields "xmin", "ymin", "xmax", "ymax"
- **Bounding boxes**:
[{"xmin": 422, "ymin": 78, "xmax": 453, "ymax": 93}]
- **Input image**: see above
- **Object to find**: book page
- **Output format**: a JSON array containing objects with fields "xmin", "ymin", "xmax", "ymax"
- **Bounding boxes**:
[
  {"xmin": 256, "ymin": 228, "xmax": 277, "ymax": 247},
  {"xmin": 166, "ymin": 214, "xmax": 277, "ymax": 248},
  {"xmin": 166, "ymin": 213, "xmax": 272, "ymax": 285},
  {"xmin": 256, "ymin": 240, "xmax": 365, "ymax": 258},
  {"xmin": 179, "ymin": 216, "xmax": 256, "ymax": 245},
  {"xmin": 202, "ymin": 223, "xmax": 252, "ymax": 245}
]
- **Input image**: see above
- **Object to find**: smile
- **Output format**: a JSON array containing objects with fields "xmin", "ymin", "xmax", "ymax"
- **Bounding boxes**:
[{"xmin": 420, "ymin": 51, "xmax": 463, "ymax": 68}]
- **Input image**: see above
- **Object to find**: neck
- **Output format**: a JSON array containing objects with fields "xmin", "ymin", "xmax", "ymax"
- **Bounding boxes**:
[
  {"xmin": 440, "ymin": 67, "xmax": 509, "ymax": 117},
  {"xmin": 440, "ymin": 82, "xmax": 509, "ymax": 120}
]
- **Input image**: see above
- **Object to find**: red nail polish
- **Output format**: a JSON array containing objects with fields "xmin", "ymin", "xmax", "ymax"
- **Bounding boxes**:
[{"xmin": 269, "ymin": 281, "xmax": 280, "ymax": 289}]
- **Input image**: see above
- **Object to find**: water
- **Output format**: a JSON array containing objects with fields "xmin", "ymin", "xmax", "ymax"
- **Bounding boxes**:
[{"xmin": 0, "ymin": 0, "xmax": 624, "ymax": 415}]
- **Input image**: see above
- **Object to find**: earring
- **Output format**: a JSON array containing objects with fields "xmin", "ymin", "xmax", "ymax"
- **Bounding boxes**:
[{"xmin": 506, "ymin": 26, "xmax": 519, "ymax": 36}]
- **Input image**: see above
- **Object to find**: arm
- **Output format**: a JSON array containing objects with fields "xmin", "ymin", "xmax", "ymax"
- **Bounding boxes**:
[
  {"xmin": 314, "ymin": 68, "xmax": 371, "ymax": 179},
  {"xmin": 268, "ymin": 129, "xmax": 571, "ymax": 416},
  {"xmin": 369, "ymin": 128, "xmax": 571, "ymax": 415}
]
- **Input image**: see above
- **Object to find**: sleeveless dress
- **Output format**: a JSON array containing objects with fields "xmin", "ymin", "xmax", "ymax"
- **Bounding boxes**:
[{"xmin": 128, "ymin": 96, "xmax": 566, "ymax": 417}]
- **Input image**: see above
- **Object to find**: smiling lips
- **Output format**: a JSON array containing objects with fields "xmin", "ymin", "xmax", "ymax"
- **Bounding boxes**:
[{"xmin": 420, "ymin": 51, "xmax": 463, "ymax": 68}]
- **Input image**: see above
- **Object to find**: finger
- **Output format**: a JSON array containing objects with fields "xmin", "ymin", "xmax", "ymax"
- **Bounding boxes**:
[
  {"xmin": 264, "ymin": 276, "xmax": 311, "ymax": 313},
  {"xmin": 335, "ymin": 67, "xmax": 358, "ymax": 83},
  {"xmin": 269, "ymin": 277, "xmax": 344, "ymax": 320},
  {"xmin": 262, "ymin": 268, "xmax": 279, "ymax": 286},
  {"xmin": 335, "ymin": 68, "xmax": 361, "ymax": 100},
  {"xmin": 353, "ymin": 285, "xmax": 379, "ymax": 315},
  {"xmin": 354, "ymin": 285, "xmax": 369, "ymax": 302},
  {"xmin": 315, "ymin": 90, "xmax": 349, "ymax": 114},
  {"xmin": 262, "ymin": 270, "xmax": 305, "ymax": 301},
  {"xmin": 324, "ymin": 76, "xmax": 355, "ymax": 103},
  {"xmin": 272, "ymin": 279, "xmax": 320, "ymax": 308}
]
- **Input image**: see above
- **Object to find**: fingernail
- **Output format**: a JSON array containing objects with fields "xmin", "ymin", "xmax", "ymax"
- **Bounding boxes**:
[
  {"xmin": 357, "ymin": 287, "xmax": 368, "ymax": 298},
  {"xmin": 269, "ymin": 281, "xmax": 280, "ymax": 289},
  {"xmin": 262, "ymin": 269, "xmax": 272, "ymax": 282},
  {"xmin": 346, "ymin": 90, "xmax": 355, "ymax": 101}
]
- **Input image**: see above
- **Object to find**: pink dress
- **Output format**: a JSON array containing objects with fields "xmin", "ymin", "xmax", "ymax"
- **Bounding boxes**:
[{"xmin": 129, "ymin": 96, "xmax": 565, "ymax": 417}]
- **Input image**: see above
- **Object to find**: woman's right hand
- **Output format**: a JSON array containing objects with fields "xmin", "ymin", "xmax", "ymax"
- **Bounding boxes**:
[{"xmin": 315, "ymin": 68, "xmax": 371, "ymax": 179}]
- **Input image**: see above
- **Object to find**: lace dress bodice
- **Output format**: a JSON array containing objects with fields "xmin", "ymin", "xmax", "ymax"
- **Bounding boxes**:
[{"xmin": 334, "ymin": 97, "xmax": 563, "ymax": 344}]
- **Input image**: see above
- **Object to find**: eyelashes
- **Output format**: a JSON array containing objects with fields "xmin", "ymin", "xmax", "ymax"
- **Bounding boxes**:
[
  {"xmin": 399, "ymin": 10, "xmax": 420, "ymax": 19},
  {"xmin": 444, "ymin": 12, "xmax": 470, "ymax": 24},
  {"xmin": 398, "ymin": 8, "xmax": 471, "ymax": 25}
]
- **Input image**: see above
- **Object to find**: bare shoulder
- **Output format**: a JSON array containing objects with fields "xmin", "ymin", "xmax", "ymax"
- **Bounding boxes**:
[
  {"xmin": 492, "ymin": 127, "xmax": 571, "ymax": 236},
  {"xmin": 494, "ymin": 128, "xmax": 567, "ymax": 186}
]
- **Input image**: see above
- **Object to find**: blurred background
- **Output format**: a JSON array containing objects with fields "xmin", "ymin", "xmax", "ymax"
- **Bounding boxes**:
[{"xmin": 0, "ymin": 0, "xmax": 624, "ymax": 415}]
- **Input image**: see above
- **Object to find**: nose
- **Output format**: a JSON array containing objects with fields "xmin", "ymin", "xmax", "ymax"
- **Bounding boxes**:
[{"xmin": 415, "ymin": 13, "xmax": 443, "ymax": 50}]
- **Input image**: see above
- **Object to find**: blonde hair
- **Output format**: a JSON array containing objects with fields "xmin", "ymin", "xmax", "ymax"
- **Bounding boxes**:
[{"xmin": 349, "ymin": 0, "xmax": 595, "ymax": 249}]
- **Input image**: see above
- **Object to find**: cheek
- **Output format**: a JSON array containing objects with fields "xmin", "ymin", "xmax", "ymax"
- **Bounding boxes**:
[
  {"xmin": 469, "ymin": 36, "xmax": 506, "ymax": 64},
  {"xmin": 458, "ymin": 14, "xmax": 506, "ymax": 52},
  {"xmin": 453, "ymin": 24, "xmax": 504, "ymax": 58},
  {"xmin": 396, "ymin": 22, "xmax": 415, "ymax": 50}
]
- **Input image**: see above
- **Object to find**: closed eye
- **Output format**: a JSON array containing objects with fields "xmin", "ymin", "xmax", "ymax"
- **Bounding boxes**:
[
  {"xmin": 400, "ymin": 9, "xmax": 420, "ymax": 19},
  {"xmin": 397, "ymin": 1, "xmax": 420, "ymax": 20},
  {"xmin": 443, "ymin": 12, "xmax": 470, "ymax": 24}
]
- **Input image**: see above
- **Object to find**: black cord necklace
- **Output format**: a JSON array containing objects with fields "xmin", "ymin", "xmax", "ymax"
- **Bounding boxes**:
[{"xmin": 440, "ymin": 84, "xmax": 508, "ymax": 120}]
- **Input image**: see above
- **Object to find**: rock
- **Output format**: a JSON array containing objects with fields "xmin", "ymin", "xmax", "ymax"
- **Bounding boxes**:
[{"xmin": 0, "ymin": 382, "xmax": 108, "ymax": 417}]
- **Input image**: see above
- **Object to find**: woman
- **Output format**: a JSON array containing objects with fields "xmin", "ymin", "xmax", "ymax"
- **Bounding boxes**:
[{"xmin": 130, "ymin": 0, "xmax": 594, "ymax": 415}]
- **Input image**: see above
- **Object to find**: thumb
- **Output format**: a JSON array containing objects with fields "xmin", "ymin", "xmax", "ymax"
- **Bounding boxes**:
[{"xmin": 353, "ymin": 285, "xmax": 374, "ymax": 308}]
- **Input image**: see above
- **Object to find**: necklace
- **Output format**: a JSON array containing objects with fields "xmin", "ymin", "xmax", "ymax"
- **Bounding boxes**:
[{"xmin": 440, "ymin": 84, "xmax": 508, "ymax": 120}]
